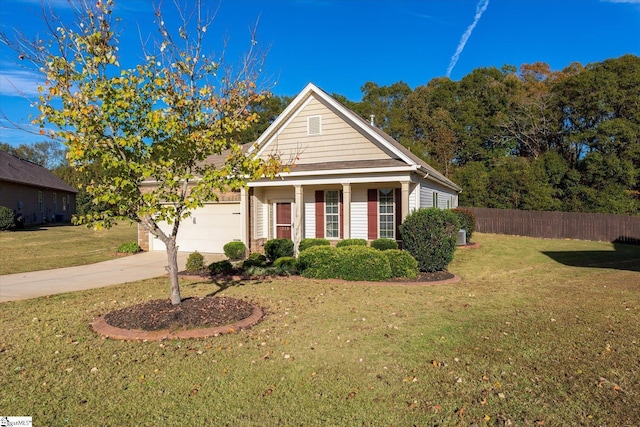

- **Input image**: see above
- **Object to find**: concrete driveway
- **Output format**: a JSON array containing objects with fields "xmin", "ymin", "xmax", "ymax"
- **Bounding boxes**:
[{"xmin": 0, "ymin": 251, "xmax": 223, "ymax": 303}]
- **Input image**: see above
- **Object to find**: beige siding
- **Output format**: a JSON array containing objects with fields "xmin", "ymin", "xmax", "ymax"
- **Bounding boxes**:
[
  {"xmin": 419, "ymin": 179, "xmax": 457, "ymax": 210},
  {"xmin": 260, "ymin": 96, "xmax": 389, "ymax": 164},
  {"xmin": 253, "ymin": 188, "xmax": 265, "ymax": 239},
  {"xmin": 303, "ymin": 190, "xmax": 316, "ymax": 239},
  {"xmin": 350, "ymin": 186, "xmax": 368, "ymax": 240}
]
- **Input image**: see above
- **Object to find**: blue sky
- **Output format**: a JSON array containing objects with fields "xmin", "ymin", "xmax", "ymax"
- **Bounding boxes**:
[{"xmin": 1, "ymin": 0, "xmax": 639, "ymax": 147}]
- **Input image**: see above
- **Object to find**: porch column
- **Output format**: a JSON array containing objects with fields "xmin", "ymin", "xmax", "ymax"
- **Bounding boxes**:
[
  {"xmin": 240, "ymin": 187, "xmax": 250, "ymax": 250},
  {"xmin": 401, "ymin": 181, "xmax": 410, "ymax": 221},
  {"xmin": 342, "ymin": 183, "xmax": 351, "ymax": 239},
  {"xmin": 294, "ymin": 185, "xmax": 303, "ymax": 255}
]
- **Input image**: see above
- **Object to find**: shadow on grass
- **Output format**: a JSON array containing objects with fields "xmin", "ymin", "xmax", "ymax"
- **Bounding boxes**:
[
  {"xmin": 206, "ymin": 277, "xmax": 270, "ymax": 296},
  {"xmin": 542, "ymin": 240, "xmax": 640, "ymax": 273}
]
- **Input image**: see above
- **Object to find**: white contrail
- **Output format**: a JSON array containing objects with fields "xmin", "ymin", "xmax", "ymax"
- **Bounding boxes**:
[{"xmin": 446, "ymin": 0, "xmax": 490, "ymax": 78}]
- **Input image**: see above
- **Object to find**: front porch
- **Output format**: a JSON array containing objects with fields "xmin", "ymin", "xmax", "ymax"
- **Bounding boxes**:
[{"xmin": 243, "ymin": 179, "xmax": 415, "ymax": 254}]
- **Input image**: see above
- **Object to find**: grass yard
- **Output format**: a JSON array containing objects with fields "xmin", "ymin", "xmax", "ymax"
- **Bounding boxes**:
[
  {"xmin": 1, "ymin": 233, "xmax": 639, "ymax": 426},
  {"xmin": 0, "ymin": 223, "xmax": 138, "ymax": 274}
]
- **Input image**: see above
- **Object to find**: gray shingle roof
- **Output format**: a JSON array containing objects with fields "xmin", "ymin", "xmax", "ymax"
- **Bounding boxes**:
[{"xmin": 0, "ymin": 150, "xmax": 77, "ymax": 193}]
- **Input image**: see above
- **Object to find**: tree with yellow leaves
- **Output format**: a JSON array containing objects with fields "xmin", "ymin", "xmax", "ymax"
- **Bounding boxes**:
[{"xmin": 2, "ymin": 0, "xmax": 280, "ymax": 304}]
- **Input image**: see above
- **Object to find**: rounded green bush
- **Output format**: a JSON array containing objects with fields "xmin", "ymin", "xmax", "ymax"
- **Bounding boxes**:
[
  {"xmin": 298, "ymin": 245, "xmax": 340, "ymax": 279},
  {"xmin": 185, "ymin": 251, "xmax": 206, "ymax": 272},
  {"xmin": 371, "ymin": 238, "xmax": 398, "ymax": 251},
  {"xmin": 399, "ymin": 208, "xmax": 461, "ymax": 272},
  {"xmin": 273, "ymin": 256, "xmax": 298, "ymax": 271},
  {"xmin": 117, "ymin": 242, "xmax": 142, "ymax": 253},
  {"xmin": 336, "ymin": 238, "xmax": 367, "ymax": 248},
  {"xmin": 223, "ymin": 241, "xmax": 247, "ymax": 260},
  {"xmin": 335, "ymin": 246, "xmax": 392, "ymax": 281},
  {"xmin": 209, "ymin": 259, "xmax": 233, "ymax": 275},
  {"xmin": 299, "ymin": 238, "xmax": 330, "ymax": 252},
  {"xmin": 0, "ymin": 206, "xmax": 15, "ymax": 231},
  {"xmin": 243, "ymin": 252, "xmax": 267, "ymax": 269},
  {"xmin": 384, "ymin": 249, "xmax": 418, "ymax": 278},
  {"xmin": 451, "ymin": 208, "xmax": 476, "ymax": 242},
  {"xmin": 264, "ymin": 238, "xmax": 294, "ymax": 261}
]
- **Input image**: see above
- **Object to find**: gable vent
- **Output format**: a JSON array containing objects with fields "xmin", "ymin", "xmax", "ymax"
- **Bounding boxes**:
[{"xmin": 307, "ymin": 115, "xmax": 321, "ymax": 136}]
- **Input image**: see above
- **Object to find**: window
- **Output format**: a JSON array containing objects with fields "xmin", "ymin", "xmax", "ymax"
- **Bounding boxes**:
[
  {"xmin": 379, "ymin": 188, "xmax": 394, "ymax": 239},
  {"xmin": 325, "ymin": 190, "xmax": 339, "ymax": 238},
  {"xmin": 432, "ymin": 192, "xmax": 438, "ymax": 208},
  {"xmin": 53, "ymin": 193, "xmax": 57, "ymax": 212},
  {"xmin": 307, "ymin": 115, "xmax": 321, "ymax": 136},
  {"xmin": 38, "ymin": 191, "xmax": 43, "ymax": 212},
  {"xmin": 62, "ymin": 196, "xmax": 67, "ymax": 211}
]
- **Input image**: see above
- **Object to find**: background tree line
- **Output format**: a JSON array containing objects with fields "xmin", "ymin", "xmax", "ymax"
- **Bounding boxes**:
[
  {"xmin": 252, "ymin": 54, "xmax": 639, "ymax": 215},
  {"xmin": 3, "ymin": 54, "xmax": 638, "ymax": 215}
]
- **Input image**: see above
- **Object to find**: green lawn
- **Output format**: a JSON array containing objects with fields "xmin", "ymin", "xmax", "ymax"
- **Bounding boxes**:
[
  {"xmin": 1, "ymin": 233, "xmax": 639, "ymax": 425},
  {"xmin": 0, "ymin": 223, "xmax": 138, "ymax": 274}
]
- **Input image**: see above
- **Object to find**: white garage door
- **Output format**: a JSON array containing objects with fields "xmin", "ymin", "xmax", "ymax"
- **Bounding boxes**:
[{"xmin": 151, "ymin": 203, "xmax": 242, "ymax": 253}]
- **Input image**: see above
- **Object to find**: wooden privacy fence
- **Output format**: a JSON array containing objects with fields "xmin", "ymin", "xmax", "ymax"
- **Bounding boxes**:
[{"xmin": 462, "ymin": 207, "xmax": 640, "ymax": 243}]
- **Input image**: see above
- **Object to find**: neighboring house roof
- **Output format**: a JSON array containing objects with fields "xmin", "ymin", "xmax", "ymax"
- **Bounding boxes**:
[
  {"xmin": 251, "ymin": 83, "xmax": 462, "ymax": 192},
  {"xmin": 0, "ymin": 150, "xmax": 77, "ymax": 193}
]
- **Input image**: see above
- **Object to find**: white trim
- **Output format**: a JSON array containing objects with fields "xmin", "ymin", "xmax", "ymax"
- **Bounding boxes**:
[
  {"xmin": 248, "ymin": 173, "xmax": 416, "ymax": 187},
  {"xmin": 251, "ymin": 165, "xmax": 417, "ymax": 181}
]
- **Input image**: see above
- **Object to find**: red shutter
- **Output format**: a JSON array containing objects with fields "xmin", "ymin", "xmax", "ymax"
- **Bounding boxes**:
[
  {"xmin": 339, "ymin": 190, "xmax": 344, "ymax": 239},
  {"xmin": 395, "ymin": 188, "xmax": 402, "ymax": 240},
  {"xmin": 367, "ymin": 189, "xmax": 377, "ymax": 240},
  {"xmin": 315, "ymin": 191, "xmax": 324, "ymax": 238}
]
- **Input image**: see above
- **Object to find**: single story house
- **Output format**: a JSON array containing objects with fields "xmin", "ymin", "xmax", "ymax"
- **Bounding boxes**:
[
  {"xmin": 139, "ymin": 83, "xmax": 461, "ymax": 253},
  {"xmin": 0, "ymin": 150, "xmax": 77, "ymax": 225}
]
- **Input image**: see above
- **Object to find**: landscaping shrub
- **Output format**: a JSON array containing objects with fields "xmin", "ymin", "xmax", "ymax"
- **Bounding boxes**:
[
  {"xmin": 371, "ymin": 238, "xmax": 398, "ymax": 251},
  {"xmin": 264, "ymin": 238, "xmax": 294, "ymax": 261},
  {"xmin": 245, "ymin": 264, "xmax": 295, "ymax": 277},
  {"xmin": 336, "ymin": 246, "xmax": 392, "ymax": 281},
  {"xmin": 298, "ymin": 238, "xmax": 330, "ymax": 252},
  {"xmin": 336, "ymin": 238, "xmax": 367, "ymax": 248},
  {"xmin": 298, "ymin": 245, "xmax": 340, "ymax": 279},
  {"xmin": 243, "ymin": 265, "xmax": 270, "ymax": 277},
  {"xmin": 223, "ymin": 241, "xmax": 246, "ymax": 260},
  {"xmin": 0, "ymin": 206, "xmax": 15, "ymax": 231},
  {"xmin": 243, "ymin": 252, "xmax": 267, "ymax": 269},
  {"xmin": 452, "ymin": 208, "xmax": 476, "ymax": 242},
  {"xmin": 273, "ymin": 256, "xmax": 298, "ymax": 273},
  {"xmin": 208, "ymin": 259, "xmax": 233, "ymax": 275},
  {"xmin": 399, "ymin": 208, "xmax": 461, "ymax": 272},
  {"xmin": 185, "ymin": 251, "xmax": 206, "ymax": 272},
  {"xmin": 384, "ymin": 249, "xmax": 418, "ymax": 279},
  {"xmin": 117, "ymin": 242, "xmax": 142, "ymax": 253}
]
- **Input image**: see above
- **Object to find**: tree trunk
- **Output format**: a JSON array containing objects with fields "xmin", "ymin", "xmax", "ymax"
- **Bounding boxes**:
[{"xmin": 166, "ymin": 240, "xmax": 182, "ymax": 305}]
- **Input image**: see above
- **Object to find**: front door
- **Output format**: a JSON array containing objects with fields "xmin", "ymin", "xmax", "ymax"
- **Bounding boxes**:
[{"xmin": 275, "ymin": 202, "xmax": 292, "ymax": 239}]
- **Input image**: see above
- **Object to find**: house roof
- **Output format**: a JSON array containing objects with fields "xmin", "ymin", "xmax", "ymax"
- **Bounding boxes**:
[
  {"xmin": 251, "ymin": 83, "xmax": 462, "ymax": 192},
  {"xmin": 0, "ymin": 150, "xmax": 78, "ymax": 193}
]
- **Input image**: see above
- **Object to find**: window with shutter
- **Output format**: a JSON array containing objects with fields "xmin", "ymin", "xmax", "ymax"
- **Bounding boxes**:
[{"xmin": 379, "ymin": 189, "xmax": 396, "ymax": 239}]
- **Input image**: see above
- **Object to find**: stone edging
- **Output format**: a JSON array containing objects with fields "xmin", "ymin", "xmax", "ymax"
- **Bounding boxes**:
[{"xmin": 90, "ymin": 304, "xmax": 264, "ymax": 341}]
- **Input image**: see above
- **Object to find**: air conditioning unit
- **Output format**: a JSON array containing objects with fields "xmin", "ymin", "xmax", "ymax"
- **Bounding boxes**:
[{"xmin": 457, "ymin": 229, "xmax": 467, "ymax": 246}]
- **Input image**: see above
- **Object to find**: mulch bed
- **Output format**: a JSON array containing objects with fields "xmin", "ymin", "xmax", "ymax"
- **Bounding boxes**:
[{"xmin": 103, "ymin": 296, "xmax": 255, "ymax": 331}]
